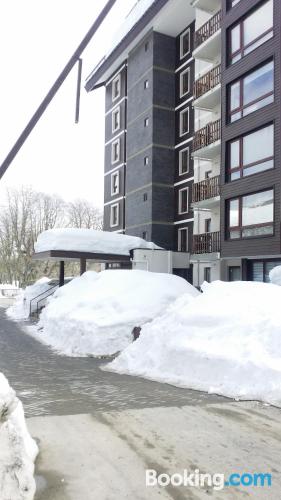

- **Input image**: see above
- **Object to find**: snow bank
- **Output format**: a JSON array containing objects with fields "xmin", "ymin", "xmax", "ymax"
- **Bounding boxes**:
[
  {"xmin": 34, "ymin": 228, "xmax": 161, "ymax": 256},
  {"xmin": 7, "ymin": 277, "xmax": 54, "ymax": 320},
  {"xmin": 107, "ymin": 280, "xmax": 281, "ymax": 407},
  {"xmin": 0, "ymin": 373, "xmax": 38, "ymax": 500},
  {"xmin": 269, "ymin": 265, "xmax": 281, "ymax": 286},
  {"xmin": 35, "ymin": 270, "xmax": 198, "ymax": 357}
]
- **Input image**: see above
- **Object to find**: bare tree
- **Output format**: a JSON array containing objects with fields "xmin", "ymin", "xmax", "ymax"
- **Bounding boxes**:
[
  {"xmin": 0, "ymin": 187, "xmax": 103, "ymax": 287},
  {"xmin": 67, "ymin": 199, "xmax": 103, "ymax": 230}
]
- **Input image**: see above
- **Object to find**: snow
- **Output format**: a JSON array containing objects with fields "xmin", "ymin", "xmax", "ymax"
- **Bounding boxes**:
[
  {"xmin": 0, "ymin": 284, "xmax": 20, "ymax": 298},
  {"xmin": 106, "ymin": 280, "xmax": 281, "ymax": 407},
  {"xmin": 32, "ymin": 270, "xmax": 197, "ymax": 357},
  {"xmin": 34, "ymin": 228, "xmax": 161, "ymax": 256},
  {"xmin": 105, "ymin": 0, "xmax": 156, "ymax": 55},
  {"xmin": 7, "ymin": 277, "xmax": 55, "ymax": 320},
  {"xmin": 0, "ymin": 372, "xmax": 38, "ymax": 500},
  {"xmin": 269, "ymin": 265, "xmax": 281, "ymax": 286}
]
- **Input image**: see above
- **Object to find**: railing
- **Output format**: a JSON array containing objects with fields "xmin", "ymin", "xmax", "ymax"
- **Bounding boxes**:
[
  {"xmin": 29, "ymin": 283, "xmax": 58, "ymax": 318},
  {"xmin": 192, "ymin": 175, "xmax": 220, "ymax": 203},
  {"xmin": 194, "ymin": 10, "xmax": 222, "ymax": 49},
  {"xmin": 194, "ymin": 64, "xmax": 221, "ymax": 100},
  {"xmin": 192, "ymin": 231, "xmax": 221, "ymax": 254},
  {"xmin": 193, "ymin": 119, "xmax": 221, "ymax": 152}
]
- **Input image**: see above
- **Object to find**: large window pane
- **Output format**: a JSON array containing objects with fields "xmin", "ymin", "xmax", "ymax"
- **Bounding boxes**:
[
  {"xmin": 242, "ymin": 190, "xmax": 273, "ymax": 227},
  {"xmin": 230, "ymin": 140, "xmax": 239, "ymax": 168},
  {"xmin": 244, "ymin": 0, "xmax": 273, "ymax": 47},
  {"xmin": 243, "ymin": 61, "xmax": 273, "ymax": 106},
  {"xmin": 243, "ymin": 124, "xmax": 273, "ymax": 165},
  {"xmin": 229, "ymin": 199, "xmax": 239, "ymax": 226},
  {"xmin": 230, "ymin": 81, "xmax": 240, "ymax": 111}
]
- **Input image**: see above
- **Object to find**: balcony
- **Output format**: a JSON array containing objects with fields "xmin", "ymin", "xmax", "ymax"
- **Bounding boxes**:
[
  {"xmin": 192, "ymin": 119, "xmax": 221, "ymax": 159},
  {"xmin": 193, "ymin": 65, "xmax": 221, "ymax": 110},
  {"xmin": 192, "ymin": 231, "xmax": 220, "ymax": 254},
  {"xmin": 193, "ymin": 10, "xmax": 221, "ymax": 61},
  {"xmin": 192, "ymin": 175, "xmax": 220, "ymax": 208},
  {"xmin": 193, "ymin": 0, "xmax": 221, "ymax": 13}
]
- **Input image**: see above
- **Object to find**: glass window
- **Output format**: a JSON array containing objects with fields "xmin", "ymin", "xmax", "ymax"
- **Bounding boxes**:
[
  {"xmin": 180, "ymin": 29, "xmax": 190, "ymax": 59},
  {"xmin": 228, "ymin": 189, "xmax": 274, "ymax": 239},
  {"xmin": 178, "ymin": 228, "xmax": 188, "ymax": 252},
  {"xmin": 179, "ymin": 147, "xmax": 189, "ymax": 175},
  {"xmin": 180, "ymin": 68, "xmax": 190, "ymax": 97},
  {"xmin": 112, "ymin": 107, "xmax": 120, "ymax": 132},
  {"xmin": 111, "ymin": 171, "xmax": 119, "ymax": 195},
  {"xmin": 230, "ymin": 1, "xmax": 273, "ymax": 64},
  {"xmin": 111, "ymin": 139, "xmax": 120, "ymax": 164},
  {"xmin": 229, "ymin": 61, "xmax": 274, "ymax": 122},
  {"xmin": 228, "ymin": 124, "xmax": 274, "ymax": 180},
  {"xmin": 180, "ymin": 107, "xmax": 189, "ymax": 136},
  {"xmin": 110, "ymin": 204, "xmax": 119, "ymax": 227},
  {"xmin": 112, "ymin": 75, "xmax": 121, "ymax": 101},
  {"xmin": 178, "ymin": 187, "xmax": 189, "ymax": 214}
]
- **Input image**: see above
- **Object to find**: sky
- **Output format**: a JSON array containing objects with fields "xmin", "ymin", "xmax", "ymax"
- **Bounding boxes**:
[{"xmin": 0, "ymin": 0, "xmax": 136, "ymax": 208}]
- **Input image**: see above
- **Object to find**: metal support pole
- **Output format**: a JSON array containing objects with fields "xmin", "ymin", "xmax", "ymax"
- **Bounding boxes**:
[
  {"xmin": 80, "ymin": 258, "xmax": 86, "ymax": 275},
  {"xmin": 0, "ymin": 0, "xmax": 117, "ymax": 180},
  {"xmin": 75, "ymin": 58, "xmax": 83, "ymax": 124},
  {"xmin": 59, "ymin": 261, "xmax": 65, "ymax": 287}
]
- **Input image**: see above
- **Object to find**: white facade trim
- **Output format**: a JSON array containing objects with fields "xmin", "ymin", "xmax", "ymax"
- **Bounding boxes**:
[
  {"xmin": 104, "ymin": 196, "xmax": 124, "ymax": 207},
  {"xmin": 174, "ymin": 218, "xmax": 194, "ymax": 225},
  {"xmin": 104, "ymin": 163, "xmax": 126, "ymax": 177},
  {"xmin": 105, "ymin": 130, "xmax": 125, "ymax": 147},
  {"xmin": 174, "ymin": 176, "xmax": 194, "ymax": 187},
  {"xmin": 175, "ymin": 136, "xmax": 194, "ymax": 149}
]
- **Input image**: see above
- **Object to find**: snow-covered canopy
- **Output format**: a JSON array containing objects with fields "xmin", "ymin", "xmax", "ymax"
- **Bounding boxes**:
[{"xmin": 34, "ymin": 228, "xmax": 161, "ymax": 257}]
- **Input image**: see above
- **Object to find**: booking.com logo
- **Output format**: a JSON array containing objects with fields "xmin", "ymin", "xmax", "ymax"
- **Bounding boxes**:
[{"xmin": 146, "ymin": 469, "xmax": 272, "ymax": 491}]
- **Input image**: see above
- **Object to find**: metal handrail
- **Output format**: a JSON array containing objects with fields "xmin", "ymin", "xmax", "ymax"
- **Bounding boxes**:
[{"xmin": 29, "ymin": 283, "xmax": 58, "ymax": 317}]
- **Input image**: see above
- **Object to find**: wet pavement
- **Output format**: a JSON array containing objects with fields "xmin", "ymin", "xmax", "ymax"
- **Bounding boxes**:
[{"xmin": 0, "ymin": 308, "xmax": 228, "ymax": 418}]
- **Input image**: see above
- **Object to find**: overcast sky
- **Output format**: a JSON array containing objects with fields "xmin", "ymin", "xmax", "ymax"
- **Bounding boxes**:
[{"xmin": 0, "ymin": 0, "xmax": 136, "ymax": 208}]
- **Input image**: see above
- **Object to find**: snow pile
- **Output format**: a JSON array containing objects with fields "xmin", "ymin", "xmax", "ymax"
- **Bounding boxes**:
[
  {"xmin": 35, "ymin": 228, "xmax": 161, "ymax": 256},
  {"xmin": 7, "ymin": 277, "xmax": 54, "ymax": 320},
  {"xmin": 269, "ymin": 265, "xmax": 281, "ymax": 286},
  {"xmin": 0, "ymin": 373, "xmax": 38, "ymax": 500},
  {"xmin": 0, "ymin": 284, "xmax": 20, "ymax": 298},
  {"xmin": 35, "ymin": 270, "xmax": 197, "ymax": 357},
  {"xmin": 107, "ymin": 280, "xmax": 281, "ymax": 407}
]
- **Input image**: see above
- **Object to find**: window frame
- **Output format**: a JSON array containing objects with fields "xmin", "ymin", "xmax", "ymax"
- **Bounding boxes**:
[
  {"xmin": 110, "ymin": 203, "xmax": 120, "ymax": 228},
  {"xmin": 144, "ymin": 156, "xmax": 149, "ymax": 166},
  {"xmin": 112, "ymin": 106, "xmax": 121, "ymax": 133},
  {"xmin": 227, "ymin": 188, "xmax": 274, "ymax": 240},
  {"xmin": 180, "ymin": 67, "xmax": 190, "ymax": 98},
  {"xmin": 227, "ymin": 123, "xmax": 274, "ymax": 181},
  {"xmin": 144, "ymin": 79, "xmax": 149, "ymax": 89},
  {"xmin": 228, "ymin": 60, "xmax": 274, "ymax": 123},
  {"xmin": 229, "ymin": 0, "xmax": 273, "ymax": 64},
  {"xmin": 178, "ymin": 187, "xmax": 189, "ymax": 215},
  {"xmin": 180, "ymin": 28, "xmax": 191, "ymax": 60},
  {"xmin": 144, "ymin": 117, "xmax": 149, "ymax": 127},
  {"xmin": 111, "ymin": 138, "xmax": 120, "ymax": 164},
  {"xmin": 179, "ymin": 147, "xmax": 190, "ymax": 176},
  {"xmin": 179, "ymin": 106, "xmax": 190, "ymax": 137},
  {"xmin": 111, "ymin": 170, "xmax": 120, "ymax": 196},
  {"xmin": 178, "ymin": 227, "xmax": 189, "ymax": 252},
  {"xmin": 112, "ymin": 74, "xmax": 121, "ymax": 102}
]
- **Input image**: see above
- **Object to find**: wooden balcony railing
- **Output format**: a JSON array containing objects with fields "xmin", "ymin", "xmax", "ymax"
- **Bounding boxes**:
[
  {"xmin": 192, "ymin": 231, "xmax": 221, "ymax": 254},
  {"xmin": 194, "ymin": 10, "xmax": 222, "ymax": 49},
  {"xmin": 194, "ymin": 64, "xmax": 221, "ymax": 100},
  {"xmin": 192, "ymin": 175, "xmax": 220, "ymax": 203},
  {"xmin": 193, "ymin": 119, "xmax": 221, "ymax": 152}
]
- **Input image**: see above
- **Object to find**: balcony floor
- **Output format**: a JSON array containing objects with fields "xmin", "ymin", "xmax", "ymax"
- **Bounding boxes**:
[
  {"xmin": 192, "ymin": 139, "xmax": 221, "ymax": 160},
  {"xmin": 193, "ymin": 29, "xmax": 221, "ymax": 62},
  {"xmin": 190, "ymin": 252, "xmax": 220, "ymax": 262},
  {"xmin": 193, "ymin": 0, "xmax": 221, "ymax": 13},
  {"xmin": 193, "ymin": 84, "xmax": 221, "ymax": 111},
  {"xmin": 192, "ymin": 195, "xmax": 220, "ymax": 209}
]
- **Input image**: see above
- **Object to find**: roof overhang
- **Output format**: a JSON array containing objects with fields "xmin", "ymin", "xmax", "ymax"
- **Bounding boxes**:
[
  {"xmin": 33, "ymin": 250, "xmax": 132, "ymax": 263},
  {"xmin": 85, "ymin": 0, "xmax": 195, "ymax": 91}
]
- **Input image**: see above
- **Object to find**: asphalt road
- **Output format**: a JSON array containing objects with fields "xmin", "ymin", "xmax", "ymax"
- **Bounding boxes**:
[{"xmin": 1, "ymin": 306, "xmax": 280, "ymax": 499}]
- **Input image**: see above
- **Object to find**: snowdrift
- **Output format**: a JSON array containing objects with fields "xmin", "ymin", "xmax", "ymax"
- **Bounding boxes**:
[
  {"xmin": 0, "ymin": 373, "xmax": 38, "ymax": 500},
  {"xmin": 7, "ymin": 277, "xmax": 55, "ymax": 320},
  {"xmin": 107, "ymin": 280, "xmax": 281, "ymax": 407},
  {"xmin": 35, "ymin": 270, "xmax": 198, "ymax": 357}
]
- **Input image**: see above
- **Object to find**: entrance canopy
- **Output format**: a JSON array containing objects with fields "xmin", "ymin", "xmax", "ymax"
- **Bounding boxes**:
[
  {"xmin": 33, "ymin": 228, "xmax": 162, "ymax": 285},
  {"xmin": 33, "ymin": 228, "xmax": 161, "ymax": 262}
]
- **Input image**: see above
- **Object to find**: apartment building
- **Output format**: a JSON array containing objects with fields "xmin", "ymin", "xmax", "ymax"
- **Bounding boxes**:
[{"xmin": 86, "ymin": 0, "xmax": 279, "ymax": 286}]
